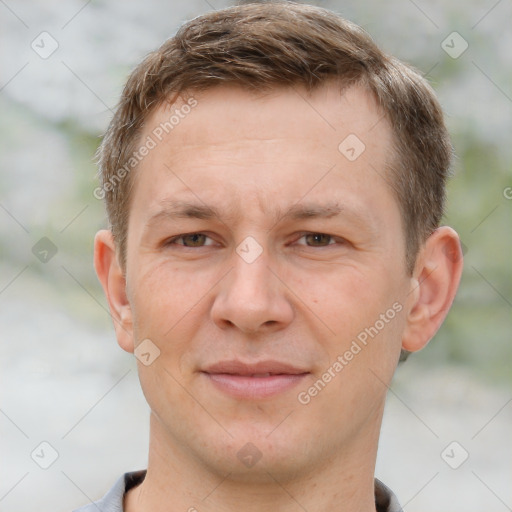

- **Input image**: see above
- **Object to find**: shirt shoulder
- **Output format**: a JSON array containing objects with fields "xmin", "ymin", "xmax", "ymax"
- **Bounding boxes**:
[
  {"xmin": 72, "ymin": 471, "xmax": 146, "ymax": 512},
  {"xmin": 375, "ymin": 478, "xmax": 403, "ymax": 512}
]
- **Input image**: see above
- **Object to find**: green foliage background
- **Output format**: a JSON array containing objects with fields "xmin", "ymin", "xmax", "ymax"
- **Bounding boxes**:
[{"xmin": 1, "ymin": 0, "xmax": 510, "ymax": 386}]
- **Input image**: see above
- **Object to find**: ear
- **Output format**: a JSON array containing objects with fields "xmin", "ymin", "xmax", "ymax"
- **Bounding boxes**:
[
  {"xmin": 94, "ymin": 230, "xmax": 135, "ymax": 353},
  {"xmin": 402, "ymin": 226, "xmax": 463, "ymax": 352}
]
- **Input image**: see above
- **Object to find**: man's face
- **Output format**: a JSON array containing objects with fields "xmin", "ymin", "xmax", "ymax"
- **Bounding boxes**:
[{"xmin": 122, "ymin": 83, "xmax": 415, "ymax": 479}]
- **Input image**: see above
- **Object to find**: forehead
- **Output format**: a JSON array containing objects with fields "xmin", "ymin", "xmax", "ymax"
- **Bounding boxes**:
[
  {"xmin": 131, "ymin": 82, "xmax": 396, "ymax": 227},
  {"xmin": 147, "ymin": 82, "xmax": 390, "ymax": 153}
]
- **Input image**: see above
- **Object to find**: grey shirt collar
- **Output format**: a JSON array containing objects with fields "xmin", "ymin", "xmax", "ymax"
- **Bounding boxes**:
[{"xmin": 73, "ymin": 471, "xmax": 403, "ymax": 512}]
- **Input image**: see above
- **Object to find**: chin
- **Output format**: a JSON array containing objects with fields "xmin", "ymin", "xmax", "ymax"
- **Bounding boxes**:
[{"xmin": 196, "ymin": 429, "xmax": 313, "ymax": 484}]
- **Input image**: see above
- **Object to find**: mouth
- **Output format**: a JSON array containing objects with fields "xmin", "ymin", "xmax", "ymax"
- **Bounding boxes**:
[{"xmin": 200, "ymin": 360, "xmax": 310, "ymax": 399}]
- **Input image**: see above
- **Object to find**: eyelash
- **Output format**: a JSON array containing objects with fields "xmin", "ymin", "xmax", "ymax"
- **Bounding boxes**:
[{"xmin": 164, "ymin": 232, "xmax": 344, "ymax": 249}]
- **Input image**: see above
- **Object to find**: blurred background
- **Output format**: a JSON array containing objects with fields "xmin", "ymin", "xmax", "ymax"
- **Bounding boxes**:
[{"xmin": 0, "ymin": 0, "xmax": 510, "ymax": 510}]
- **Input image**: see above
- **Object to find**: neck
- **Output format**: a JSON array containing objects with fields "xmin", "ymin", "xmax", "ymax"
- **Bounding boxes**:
[{"xmin": 125, "ymin": 411, "xmax": 383, "ymax": 512}]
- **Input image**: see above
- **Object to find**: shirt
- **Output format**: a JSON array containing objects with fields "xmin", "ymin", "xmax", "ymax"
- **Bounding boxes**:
[{"xmin": 73, "ymin": 470, "xmax": 403, "ymax": 512}]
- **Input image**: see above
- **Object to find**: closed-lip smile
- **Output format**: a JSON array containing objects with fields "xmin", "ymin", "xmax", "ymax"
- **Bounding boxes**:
[{"xmin": 201, "ymin": 360, "xmax": 310, "ymax": 399}]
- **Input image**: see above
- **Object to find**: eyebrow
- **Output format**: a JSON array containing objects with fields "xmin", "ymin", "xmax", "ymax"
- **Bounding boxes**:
[{"xmin": 145, "ymin": 199, "xmax": 370, "ymax": 229}]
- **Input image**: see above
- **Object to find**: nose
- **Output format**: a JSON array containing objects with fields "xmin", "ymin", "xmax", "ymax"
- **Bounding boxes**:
[{"xmin": 211, "ymin": 244, "xmax": 294, "ymax": 335}]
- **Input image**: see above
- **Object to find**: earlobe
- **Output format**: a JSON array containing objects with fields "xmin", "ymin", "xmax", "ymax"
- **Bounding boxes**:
[
  {"xmin": 401, "ymin": 226, "xmax": 463, "ymax": 353},
  {"xmin": 94, "ymin": 230, "xmax": 135, "ymax": 353}
]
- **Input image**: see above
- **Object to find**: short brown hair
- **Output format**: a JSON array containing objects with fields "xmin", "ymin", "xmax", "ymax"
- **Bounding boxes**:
[{"xmin": 97, "ymin": 1, "xmax": 452, "ymax": 275}]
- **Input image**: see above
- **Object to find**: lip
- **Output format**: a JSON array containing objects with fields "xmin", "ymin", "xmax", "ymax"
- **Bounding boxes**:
[
  {"xmin": 201, "ymin": 360, "xmax": 310, "ymax": 399},
  {"xmin": 203, "ymin": 360, "xmax": 309, "ymax": 376}
]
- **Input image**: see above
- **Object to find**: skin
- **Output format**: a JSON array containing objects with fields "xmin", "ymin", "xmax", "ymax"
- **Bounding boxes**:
[{"xmin": 95, "ymin": 82, "xmax": 463, "ymax": 511}]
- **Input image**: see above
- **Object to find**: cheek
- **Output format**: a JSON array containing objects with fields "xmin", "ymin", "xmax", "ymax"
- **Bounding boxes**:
[
  {"xmin": 293, "ymin": 264, "xmax": 396, "ymax": 335},
  {"xmin": 305, "ymin": 268, "xmax": 407, "ymax": 376},
  {"xmin": 300, "ymin": 302, "xmax": 406, "ymax": 423},
  {"xmin": 128, "ymin": 260, "xmax": 209, "ymax": 354},
  {"xmin": 133, "ymin": 258, "xmax": 203, "ymax": 319}
]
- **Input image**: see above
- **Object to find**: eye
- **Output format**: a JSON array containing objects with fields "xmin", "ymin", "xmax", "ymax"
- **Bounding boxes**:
[
  {"xmin": 165, "ymin": 233, "xmax": 215, "ymax": 247},
  {"xmin": 164, "ymin": 232, "xmax": 343, "ymax": 249},
  {"xmin": 295, "ymin": 232, "xmax": 340, "ymax": 247}
]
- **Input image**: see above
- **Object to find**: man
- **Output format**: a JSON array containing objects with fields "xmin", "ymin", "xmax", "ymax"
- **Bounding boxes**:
[{"xmin": 81, "ymin": 2, "xmax": 463, "ymax": 511}]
